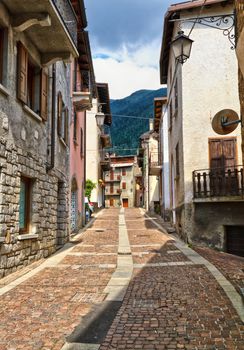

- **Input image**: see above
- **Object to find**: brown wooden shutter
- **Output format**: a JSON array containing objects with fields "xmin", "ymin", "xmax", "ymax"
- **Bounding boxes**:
[
  {"xmin": 209, "ymin": 138, "xmax": 237, "ymax": 170},
  {"xmin": 122, "ymin": 182, "xmax": 126, "ymax": 190},
  {"xmin": 40, "ymin": 70, "xmax": 48, "ymax": 121},
  {"xmin": 64, "ymin": 108, "xmax": 69, "ymax": 144},
  {"xmin": 17, "ymin": 42, "xmax": 28, "ymax": 104},
  {"xmin": 57, "ymin": 91, "xmax": 62, "ymax": 136},
  {"xmin": 0, "ymin": 28, "xmax": 4, "ymax": 83}
]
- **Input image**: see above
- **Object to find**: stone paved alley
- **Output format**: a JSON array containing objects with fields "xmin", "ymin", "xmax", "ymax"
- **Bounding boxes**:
[{"xmin": 0, "ymin": 209, "xmax": 243, "ymax": 350}]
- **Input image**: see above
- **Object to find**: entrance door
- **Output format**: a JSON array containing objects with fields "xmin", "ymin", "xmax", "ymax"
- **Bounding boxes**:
[
  {"xmin": 122, "ymin": 198, "xmax": 129, "ymax": 208},
  {"xmin": 226, "ymin": 226, "xmax": 244, "ymax": 257},
  {"xmin": 109, "ymin": 198, "xmax": 114, "ymax": 207}
]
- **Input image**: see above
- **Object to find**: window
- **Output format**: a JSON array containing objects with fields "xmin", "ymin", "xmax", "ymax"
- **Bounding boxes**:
[
  {"xmin": 80, "ymin": 128, "xmax": 83, "ymax": 156},
  {"xmin": 122, "ymin": 182, "xmax": 126, "ymax": 190},
  {"xmin": 122, "ymin": 169, "xmax": 126, "ymax": 176},
  {"xmin": 73, "ymin": 111, "xmax": 77, "ymax": 142},
  {"xmin": 17, "ymin": 42, "xmax": 48, "ymax": 119},
  {"xmin": 110, "ymin": 183, "xmax": 114, "ymax": 194},
  {"xmin": 57, "ymin": 91, "xmax": 69, "ymax": 144},
  {"xmin": 19, "ymin": 177, "xmax": 32, "ymax": 233},
  {"xmin": 174, "ymin": 79, "xmax": 178, "ymax": 112},
  {"xmin": 175, "ymin": 144, "xmax": 180, "ymax": 177},
  {"xmin": 169, "ymin": 101, "xmax": 173, "ymax": 130},
  {"xmin": 0, "ymin": 27, "xmax": 7, "ymax": 86}
]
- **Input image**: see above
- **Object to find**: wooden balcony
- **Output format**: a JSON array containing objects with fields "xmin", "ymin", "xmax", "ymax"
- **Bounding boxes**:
[{"xmin": 193, "ymin": 165, "xmax": 244, "ymax": 201}]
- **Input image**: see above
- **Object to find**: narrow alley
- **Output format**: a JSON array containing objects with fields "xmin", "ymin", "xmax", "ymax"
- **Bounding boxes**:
[{"xmin": 0, "ymin": 209, "xmax": 243, "ymax": 350}]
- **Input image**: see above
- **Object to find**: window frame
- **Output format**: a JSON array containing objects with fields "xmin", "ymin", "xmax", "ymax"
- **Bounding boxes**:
[{"xmin": 19, "ymin": 177, "xmax": 32, "ymax": 234}]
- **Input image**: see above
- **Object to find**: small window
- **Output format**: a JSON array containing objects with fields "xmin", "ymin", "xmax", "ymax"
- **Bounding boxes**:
[
  {"xmin": 19, "ymin": 177, "xmax": 32, "ymax": 234},
  {"xmin": 73, "ymin": 111, "xmax": 77, "ymax": 142},
  {"xmin": 80, "ymin": 128, "xmax": 83, "ymax": 156},
  {"xmin": 174, "ymin": 79, "xmax": 178, "ymax": 111},
  {"xmin": 122, "ymin": 169, "xmax": 126, "ymax": 176},
  {"xmin": 0, "ymin": 27, "xmax": 8, "ymax": 86},
  {"xmin": 57, "ymin": 92, "xmax": 69, "ymax": 144},
  {"xmin": 175, "ymin": 143, "xmax": 180, "ymax": 177},
  {"xmin": 110, "ymin": 183, "xmax": 114, "ymax": 193},
  {"xmin": 122, "ymin": 182, "xmax": 126, "ymax": 190}
]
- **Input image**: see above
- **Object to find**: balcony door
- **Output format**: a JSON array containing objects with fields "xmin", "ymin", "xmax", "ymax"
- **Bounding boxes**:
[
  {"xmin": 209, "ymin": 138, "xmax": 237, "ymax": 170},
  {"xmin": 209, "ymin": 138, "xmax": 238, "ymax": 196}
]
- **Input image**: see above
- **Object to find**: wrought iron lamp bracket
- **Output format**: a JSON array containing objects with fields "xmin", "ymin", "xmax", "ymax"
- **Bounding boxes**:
[{"xmin": 183, "ymin": 13, "xmax": 236, "ymax": 50}]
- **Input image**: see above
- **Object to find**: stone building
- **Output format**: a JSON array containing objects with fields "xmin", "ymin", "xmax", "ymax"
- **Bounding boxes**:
[
  {"xmin": 0, "ymin": 0, "xmax": 79, "ymax": 278},
  {"xmin": 104, "ymin": 156, "xmax": 136, "ymax": 208},
  {"xmin": 70, "ymin": 8, "xmax": 97, "ymax": 232},
  {"xmin": 160, "ymin": 0, "xmax": 243, "ymax": 255}
]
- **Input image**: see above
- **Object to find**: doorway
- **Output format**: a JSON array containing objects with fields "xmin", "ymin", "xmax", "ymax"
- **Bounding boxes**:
[
  {"xmin": 109, "ymin": 198, "xmax": 114, "ymax": 207},
  {"xmin": 225, "ymin": 226, "xmax": 244, "ymax": 257},
  {"xmin": 122, "ymin": 198, "xmax": 129, "ymax": 208}
]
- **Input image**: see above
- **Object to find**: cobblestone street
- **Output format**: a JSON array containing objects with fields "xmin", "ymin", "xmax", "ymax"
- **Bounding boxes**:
[{"xmin": 0, "ymin": 208, "xmax": 243, "ymax": 350}]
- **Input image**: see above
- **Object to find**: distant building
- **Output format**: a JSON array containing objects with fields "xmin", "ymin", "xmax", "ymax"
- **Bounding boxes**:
[
  {"xmin": 160, "ymin": 0, "xmax": 243, "ymax": 255},
  {"xmin": 139, "ymin": 120, "xmax": 161, "ymax": 212},
  {"xmin": 86, "ymin": 83, "xmax": 112, "ymax": 210},
  {"xmin": 104, "ymin": 156, "xmax": 136, "ymax": 208}
]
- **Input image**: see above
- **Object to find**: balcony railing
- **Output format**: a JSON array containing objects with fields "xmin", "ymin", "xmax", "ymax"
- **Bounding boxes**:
[{"xmin": 193, "ymin": 165, "xmax": 244, "ymax": 199}]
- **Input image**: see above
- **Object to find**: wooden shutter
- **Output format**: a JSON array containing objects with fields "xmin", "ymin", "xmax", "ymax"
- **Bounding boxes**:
[
  {"xmin": 122, "ymin": 182, "xmax": 126, "ymax": 190},
  {"xmin": 57, "ymin": 92, "xmax": 62, "ymax": 136},
  {"xmin": 222, "ymin": 138, "xmax": 236, "ymax": 169},
  {"xmin": 209, "ymin": 138, "xmax": 237, "ymax": 170},
  {"xmin": 0, "ymin": 28, "xmax": 4, "ymax": 83},
  {"xmin": 40, "ymin": 70, "xmax": 48, "ymax": 121},
  {"xmin": 64, "ymin": 108, "xmax": 69, "ymax": 144},
  {"xmin": 17, "ymin": 42, "xmax": 28, "ymax": 104},
  {"xmin": 80, "ymin": 128, "xmax": 83, "ymax": 155}
]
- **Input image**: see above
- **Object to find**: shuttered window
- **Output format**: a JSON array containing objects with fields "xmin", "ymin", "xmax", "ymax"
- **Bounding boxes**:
[
  {"xmin": 57, "ymin": 92, "xmax": 63, "ymax": 137},
  {"xmin": 209, "ymin": 138, "xmax": 237, "ymax": 170},
  {"xmin": 17, "ymin": 42, "xmax": 28, "ymax": 104},
  {"xmin": 17, "ymin": 42, "xmax": 48, "ymax": 120},
  {"xmin": 80, "ymin": 128, "xmax": 83, "ymax": 156},
  {"xmin": 0, "ymin": 28, "xmax": 4, "ymax": 84},
  {"xmin": 64, "ymin": 108, "xmax": 69, "ymax": 145},
  {"xmin": 122, "ymin": 182, "xmax": 126, "ymax": 190},
  {"xmin": 40, "ymin": 70, "xmax": 48, "ymax": 120},
  {"xmin": 122, "ymin": 169, "xmax": 126, "ymax": 176}
]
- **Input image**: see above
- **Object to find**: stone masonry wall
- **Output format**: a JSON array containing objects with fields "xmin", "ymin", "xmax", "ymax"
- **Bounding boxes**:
[{"xmin": 0, "ymin": 137, "xmax": 69, "ymax": 278}]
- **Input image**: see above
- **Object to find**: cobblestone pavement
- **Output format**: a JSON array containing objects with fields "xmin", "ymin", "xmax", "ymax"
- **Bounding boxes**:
[{"xmin": 0, "ymin": 208, "xmax": 243, "ymax": 350}]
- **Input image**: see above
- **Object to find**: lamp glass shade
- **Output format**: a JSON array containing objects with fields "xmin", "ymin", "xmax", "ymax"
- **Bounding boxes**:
[
  {"xmin": 171, "ymin": 31, "xmax": 193, "ymax": 64},
  {"xmin": 95, "ymin": 112, "xmax": 105, "ymax": 127}
]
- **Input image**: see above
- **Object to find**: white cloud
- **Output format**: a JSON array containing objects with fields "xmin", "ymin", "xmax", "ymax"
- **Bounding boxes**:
[{"xmin": 93, "ymin": 41, "xmax": 162, "ymax": 99}]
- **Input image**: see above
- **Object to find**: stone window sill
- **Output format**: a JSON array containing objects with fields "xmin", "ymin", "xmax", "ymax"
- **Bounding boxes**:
[
  {"xmin": 23, "ymin": 105, "xmax": 42, "ymax": 122},
  {"xmin": 17, "ymin": 234, "xmax": 38, "ymax": 241},
  {"xmin": 0, "ymin": 83, "xmax": 10, "ymax": 97},
  {"xmin": 0, "ymin": 237, "xmax": 5, "ymax": 243}
]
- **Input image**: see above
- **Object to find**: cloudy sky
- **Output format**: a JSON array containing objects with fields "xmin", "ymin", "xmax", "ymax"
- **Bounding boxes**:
[{"xmin": 84, "ymin": 0, "xmax": 180, "ymax": 99}]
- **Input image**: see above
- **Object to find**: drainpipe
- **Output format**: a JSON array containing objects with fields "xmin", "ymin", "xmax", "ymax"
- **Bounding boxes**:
[{"xmin": 47, "ymin": 64, "xmax": 56, "ymax": 171}]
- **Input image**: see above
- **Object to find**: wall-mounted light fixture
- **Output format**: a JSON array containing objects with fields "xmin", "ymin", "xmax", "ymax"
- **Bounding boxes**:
[{"xmin": 171, "ymin": 31, "xmax": 194, "ymax": 64}]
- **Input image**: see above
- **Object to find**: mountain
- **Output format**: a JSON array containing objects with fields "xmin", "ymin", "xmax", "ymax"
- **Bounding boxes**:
[{"xmin": 108, "ymin": 88, "xmax": 167, "ymax": 156}]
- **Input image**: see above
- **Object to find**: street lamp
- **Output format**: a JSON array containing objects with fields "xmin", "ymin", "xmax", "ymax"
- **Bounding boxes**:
[
  {"xmin": 95, "ymin": 105, "xmax": 105, "ymax": 128},
  {"xmin": 171, "ymin": 31, "xmax": 194, "ymax": 64}
]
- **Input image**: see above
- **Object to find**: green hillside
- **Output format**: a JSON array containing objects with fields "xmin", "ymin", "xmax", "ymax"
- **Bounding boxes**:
[{"xmin": 108, "ymin": 88, "xmax": 167, "ymax": 156}]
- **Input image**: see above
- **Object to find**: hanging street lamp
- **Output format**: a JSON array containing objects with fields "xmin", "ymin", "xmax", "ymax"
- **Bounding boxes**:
[{"xmin": 171, "ymin": 31, "xmax": 194, "ymax": 64}]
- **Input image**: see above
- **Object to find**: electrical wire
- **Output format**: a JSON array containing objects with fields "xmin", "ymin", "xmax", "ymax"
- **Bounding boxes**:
[{"xmin": 188, "ymin": 0, "xmax": 208, "ymax": 37}]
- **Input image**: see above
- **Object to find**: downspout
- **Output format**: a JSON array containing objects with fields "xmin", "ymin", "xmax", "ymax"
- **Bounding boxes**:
[{"xmin": 47, "ymin": 63, "xmax": 56, "ymax": 171}]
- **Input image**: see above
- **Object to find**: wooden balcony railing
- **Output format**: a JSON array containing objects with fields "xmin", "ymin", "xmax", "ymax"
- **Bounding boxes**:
[{"xmin": 193, "ymin": 165, "xmax": 244, "ymax": 198}]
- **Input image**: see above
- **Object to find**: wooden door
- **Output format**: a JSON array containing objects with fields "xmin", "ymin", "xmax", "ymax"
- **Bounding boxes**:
[
  {"xmin": 209, "ymin": 138, "xmax": 237, "ymax": 170},
  {"xmin": 209, "ymin": 138, "xmax": 238, "ymax": 195},
  {"xmin": 109, "ymin": 198, "xmax": 114, "ymax": 207},
  {"xmin": 122, "ymin": 198, "xmax": 129, "ymax": 208}
]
